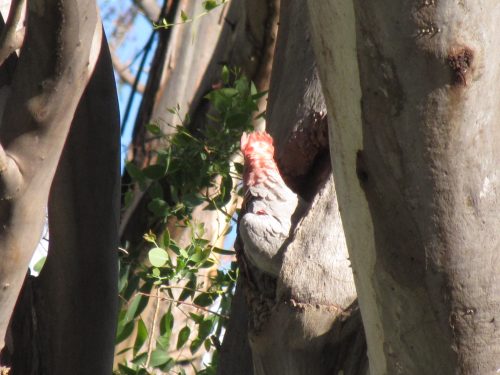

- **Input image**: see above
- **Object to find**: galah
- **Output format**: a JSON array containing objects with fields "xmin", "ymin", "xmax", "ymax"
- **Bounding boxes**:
[{"xmin": 239, "ymin": 131, "xmax": 304, "ymax": 276}]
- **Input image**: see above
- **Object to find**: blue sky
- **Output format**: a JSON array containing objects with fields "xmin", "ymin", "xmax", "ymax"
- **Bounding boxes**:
[{"xmin": 99, "ymin": 0, "xmax": 158, "ymax": 169}]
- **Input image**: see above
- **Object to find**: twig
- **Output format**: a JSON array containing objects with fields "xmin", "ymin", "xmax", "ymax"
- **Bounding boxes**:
[
  {"xmin": 133, "ymin": 0, "xmax": 161, "ymax": 22},
  {"xmin": 145, "ymin": 286, "xmax": 163, "ymax": 368},
  {"xmin": 111, "ymin": 50, "xmax": 146, "ymax": 93},
  {"xmin": 120, "ymin": 29, "xmax": 155, "ymax": 136},
  {"xmin": 137, "ymin": 292, "xmax": 228, "ymax": 318},
  {"xmin": 154, "ymin": 0, "xmax": 229, "ymax": 30},
  {"xmin": 0, "ymin": 0, "xmax": 25, "ymax": 67}
]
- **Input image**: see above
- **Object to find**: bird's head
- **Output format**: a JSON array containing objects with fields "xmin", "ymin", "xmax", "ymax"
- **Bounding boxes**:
[{"xmin": 240, "ymin": 131, "xmax": 279, "ymax": 187}]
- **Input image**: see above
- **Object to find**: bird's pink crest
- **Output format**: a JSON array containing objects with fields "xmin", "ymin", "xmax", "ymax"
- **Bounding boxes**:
[
  {"xmin": 241, "ymin": 131, "xmax": 279, "ymax": 187},
  {"xmin": 240, "ymin": 131, "xmax": 275, "ymax": 161}
]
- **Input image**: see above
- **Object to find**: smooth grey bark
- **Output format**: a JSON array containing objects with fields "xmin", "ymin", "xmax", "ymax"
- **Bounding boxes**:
[
  {"xmin": 0, "ymin": 0, "xmax": 102, "ymax": 351},
  {"xmin": 6, "ymin": 32, "xmax": 120, "ymax": 374},
  {"xmin": 36, "ymin": 32, "xmax": 120, "ymax": 374},
  {"xmin": 307, "ymin": 1, "xmax": 500, "ymax": 374},
  {"xmin": 219, "ymin": 1, "xmax": 365, "ymax": 374}
]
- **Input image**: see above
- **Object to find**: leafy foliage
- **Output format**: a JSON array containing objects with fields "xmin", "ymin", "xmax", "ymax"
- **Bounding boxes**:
[
  {"xmin": 115, "ymin": 67, "xmax": 263, "ymax": 374},
  {"xmin": 125, "ymin": 66, "xmax": 261, "ymax": 221},
  {"xmin": 154, "ymin": 0, "xmax": 230, "ymax": 30}
]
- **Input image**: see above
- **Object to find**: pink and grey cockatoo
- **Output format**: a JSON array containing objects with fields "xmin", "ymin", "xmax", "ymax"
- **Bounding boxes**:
[{"xmin": 239, "ymin": 131, "xmax": 305, "ymax": 276}]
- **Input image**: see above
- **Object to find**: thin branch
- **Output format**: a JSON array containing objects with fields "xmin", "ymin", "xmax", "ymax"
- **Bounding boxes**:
[
  {"xmin": 0, "ymin": 0, "xmax": 25, "ymax": 67},
  {"xmin": 137, "ymin": 292, "xmax": 229, "ymax": 318},
  {"xmin": 111, "ymin": 51, "xmax": 145, "ymax": 93},
  {"xmin": 120, "ymin": 30, "xmax": 155, "ymax": 136},
  {"xmin": 133, "ymin": 0, "xmax": 161, "ymax": 23},
  {"xmin": 130, "ymin": 0, "xmax": 178, "ymax": 155},
  {"xmin": 145, "ymin": 286, "xmax": 162, "ymax": 368},
  {"xmin": 0, "ymin": 147, "xmax": 23, "ymax": 199}
]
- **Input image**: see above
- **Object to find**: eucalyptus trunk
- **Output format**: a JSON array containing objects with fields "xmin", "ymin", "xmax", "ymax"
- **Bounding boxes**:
[
  {"xmin": 0, "ymin": 2, "xmax": 120, "ymax": 373},
  {"xmin": 307, "ymin": 1, "xmax": 500, "ymax": 374},
  {"xmin": 219, "ymin": 1, "xmax": 364, "ymax": 374}
]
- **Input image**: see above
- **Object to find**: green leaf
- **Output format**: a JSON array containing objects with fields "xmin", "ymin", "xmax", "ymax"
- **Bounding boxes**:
[
  {"xmin": 133, "ymin": 319, "xmax": 148, "ymax": 355},
  {"xmin": 149, "ymin": 350, "xmax": 171, "ymax": 367},
  {"xmin": 148, "ymin": 198, "xmax": 169, "ymax": 218},
  {"xmin": 221, "ymin": 65, "xmax": 229, "ymax": 84},
  {"xmin": 116, "ymin": 320, "xmax": 135, "ymax": 344},
  {"xmin": 189, "ymin": 312, "xmax": 204, "ymax": 324},
  {"xmin": 146, "ymin": 123, "xmax": 162, "ymax": 135},
  {"xmin": 203, "ymin": 0, "xmax": 218, "ymax": 11},
  {"xmin": 211, "ymin": 247, "xmax": 235, "ymax": 256},
  {"xmin": 148, "ymin": 181, "xmax": 163, "ymax": 199},
  {"xmin": 148, "ymin": 247, "xmax": 169, "ymax": 267},
  {"xmin": 178, "ymin": 275, "xmax": 196, "ymax": 301},
  {"xmin": 160, "ymin": 309, "xmax": 174, "ymax": 337},
  {"xmin": 131, "ymin": 352, "xmax": 147, "ymax": 365},
  {"xmin": 161, "ymin": 230, "xmax": 171, "ymax": 249},
  {"xmin": 33, "ymin": 256, "xmax": 46, "ymax": 273},
  {"xmin": 169, "ymin": 241, "xmax": 181, "ymax": 255},
  {"xmin": 200, "ymin": 259, "xmax": 215, "ymax": 269},
  {"xmin": 193, "ymin": 293, "xmax": 215, "ymax": 307},
  {"xmin": 189, "ymin": 247, "xmax": 206, "ymax": 264},
  {"xmin": 190, "ymin": 337, "xmax": 204, "ymax": 354},
  {"xmin": 125, "ymin": 294, "xmax": 149, "ymax": 323},
  {"xmin": 180, "ymin": 10, "xmax": 189, "ymax": 22},
  {"xmin": 198, "ymin": 318, "xmax": 214, "ymax": 339},
  {"xmin": 179, "ymin": 248, "xmax": 189, "ymax": 259},
  {"xmin": 156, "ymin": 335, "xmax": 170, "ymax": 350},
  {"xmin": 122, "ymin": 274, "xmax": 140, "ymax": 301},
  {"xmin": 204, "ymin": 338, "xmax": 212, "ymax": 351},
  {"xmin": 177, "ymin": 326, "xmax": 191, "ymax": 349},
  {"xmin": 251, "ymin": 90, "xmax": 268, "ymax": 100},
  {"xmin": 234, "ymin": 162, "xmax": 244, "ymax": 175},
  {"xmin": 117, "ymin": 363, "xmax": 138, "ymax": 375},
  {"xmin": 125, "ymin": 162, "xmax": 144, "ymax": 182},
  {"xmin": 151, "ymin": 267, "xmax": 161, "ymax": 277},
  {"xmin": 142, "ymin": 164, "xmax": 167, "ymax": 180}
]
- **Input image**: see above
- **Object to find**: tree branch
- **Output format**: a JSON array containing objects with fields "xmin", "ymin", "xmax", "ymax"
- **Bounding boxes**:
[
  {"xmin": 133, "ymin": 0, "xmax": 161, "ymax": 22},
  {"xmin": 111, "ymin": 50, "xmax": 145, "ymax": 93},
  {"xmin": 0, "ymin": 0, "xmax": 25, "ymax": 67},
  {"xmin": 0, "ymin": 0, "xmax": 101, "ymax": 350}
]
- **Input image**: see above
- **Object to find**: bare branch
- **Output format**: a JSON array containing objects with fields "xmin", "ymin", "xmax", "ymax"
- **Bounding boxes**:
[
  {"xmin": 145, "ymin": 287, "xmax": 162, "ymax": 368},
  {"xmin": 111, "ymin": 50, "xmax": 145, "ymax": 93},
  {"xmin": 133, "ymin": 0, "xmax": 161, "ymax": 22},
  {"xmin": 137, "ymin": 292, "xmax": 229, "ymax": 318},
  {"xmin": 0, "ymin": 0, "xmax": 25, "ymax": 67}
]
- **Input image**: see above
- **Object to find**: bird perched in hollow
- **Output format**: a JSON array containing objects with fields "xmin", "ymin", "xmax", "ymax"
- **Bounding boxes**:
[{"xmin": 239, "ymin": 131, "xmax": 305, "ymax": 276}]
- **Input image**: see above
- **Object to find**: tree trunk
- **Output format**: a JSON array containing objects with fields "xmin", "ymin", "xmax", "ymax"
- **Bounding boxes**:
[
  {"xmin": 219, "ymin": 1, "xmax": 366, "ymax": 374},
  {"xmin": 0, "ymin": 0, "xmax": 103, "ymax": 352},
  {"xmin": 0, "ymin": 3, "xmax": 121, "ymax": 373},
  {"xmin": 307, "ymin": 1, "xmax": 500, "ymax": 374}
]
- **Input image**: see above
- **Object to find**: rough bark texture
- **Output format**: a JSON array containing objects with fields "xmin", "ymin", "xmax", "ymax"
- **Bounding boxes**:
[
  {"xmin": 0, "ymin": 0, "xmax": 102, "ymax": 352},
  {"xmin": 307, "ymin": 1, "xmax": 500, "ymax": 374},
  {"xmin": 219, "ymin": 1, "xmax": 366, "ymax": 374}
]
